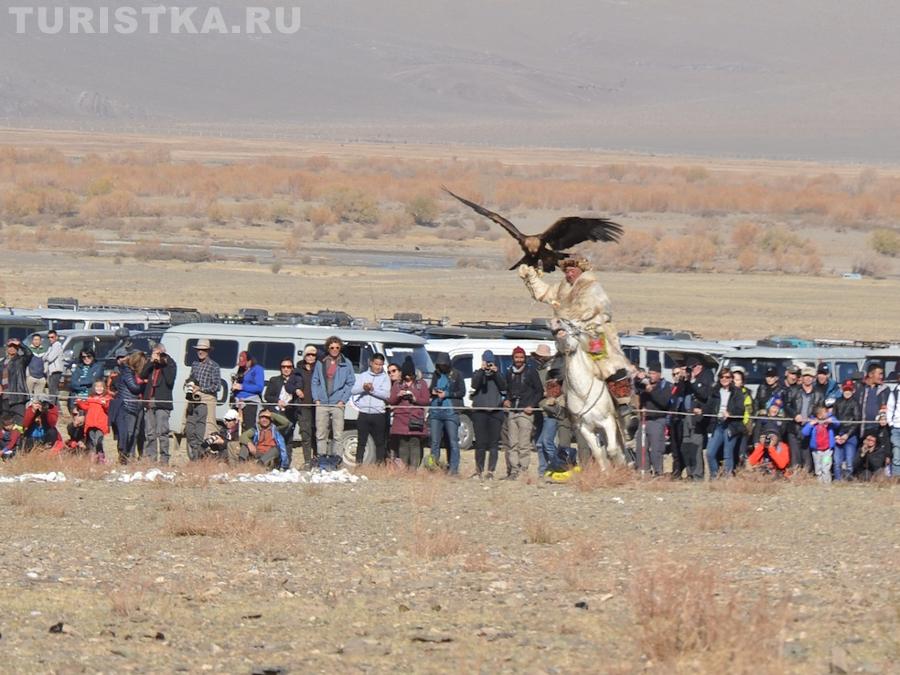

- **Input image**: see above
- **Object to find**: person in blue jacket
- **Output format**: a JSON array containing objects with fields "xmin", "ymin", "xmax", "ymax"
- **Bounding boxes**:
[
  {"xmin": 68, "ymin": 348, "xmax": 104, "ymax": 414},
  {"xmin": 801, "ymin": 404, "xmax": 837, "ymax": 484},
  {"xmin": 232, "ymin": 352, "xmax": 265, "ymax": 431},
  {"xmin": 311, "ymin": 336, "xmax": 355, "ymax": 457}
]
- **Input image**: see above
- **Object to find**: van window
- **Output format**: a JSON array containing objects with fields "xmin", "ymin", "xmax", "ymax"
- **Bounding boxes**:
[
  {"xmin": 341, "ymin": 343, "xmax": 365, "ymax": 373},
  {"xmin": 452, "ymin": 355, "xmax": 473, "ymax": 379},
  {"xmin": 385, "ymin": 345, "xmax": 433, "ymax": 377},
  {"xmin": 52, "ymin": 320, "xmax": 81, "ymax": 331},
  {"xmin": 834, "ymin": 361, "xmax": 861, "ymax": 382},
  {"xmin": 663, "ymin": 352, "xmax": 675, "ymax": 369},
  {"xmin": 646, "ymin": 350, "xmax": 660, "ymax": 368},
  {"xmin": 623, "ymin": 347, "xmax": 639, "ymax": 365},
  {"xmin": 95, "ymin": 337, "xmax": 119, "ymax": 358},
  {"xmin": 247, "ymin": 341, "xmax": 295, "ymax": 370},
  {"xmin": 124, "ymin": 323, "xmax": 145, "ymax": 330},
  {"xmin": 89, "ymin": 322, "xmax": 106, "ymax": 329},
  {"xmin": 184, "ymin": 339, "xmax": 239, "ymax": 368},
  {"xmin": 723, "ymin": 358, "xmax": 789, "ymax": 385}
]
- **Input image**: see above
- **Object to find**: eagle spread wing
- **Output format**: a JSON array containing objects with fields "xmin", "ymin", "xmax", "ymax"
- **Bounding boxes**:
[
  {"xmin": 441, "ymin": 186, "xmax": 524, "ymax": 244},
  {"xmin": 540, "ymin": 216, "xmax": 623, "ymax": 251}
]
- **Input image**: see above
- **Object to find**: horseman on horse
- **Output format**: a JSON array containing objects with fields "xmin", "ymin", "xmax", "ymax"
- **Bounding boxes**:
[{"xmin": 519, "ymin": 256, "xmax": 637, "ymax": 467}]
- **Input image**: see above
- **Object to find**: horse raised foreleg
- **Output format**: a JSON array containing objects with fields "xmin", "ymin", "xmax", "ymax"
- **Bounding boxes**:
[
  {"xmin": 598, "ymin": 412, "xmax": 625, "ymax": 467},
  {"xmin": 574, "ymin": 421, "xmax": 609, "ymax": 471}
]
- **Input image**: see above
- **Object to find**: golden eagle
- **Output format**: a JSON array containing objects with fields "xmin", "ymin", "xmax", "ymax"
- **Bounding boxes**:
[{"xmin": 442, "ymin": 186, "xmax": 623, "ymax": 272}]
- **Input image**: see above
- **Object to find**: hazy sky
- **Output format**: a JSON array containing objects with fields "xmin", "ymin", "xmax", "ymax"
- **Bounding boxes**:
[{"xmin": 2, "ymin": 0, "xmax": 899, "ymax": 161}]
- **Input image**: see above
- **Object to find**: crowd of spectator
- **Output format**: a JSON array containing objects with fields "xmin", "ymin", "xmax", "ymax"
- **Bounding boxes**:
[{"xmin": 1, "ymin": 332, "xmax": 898, "ymax": 482}]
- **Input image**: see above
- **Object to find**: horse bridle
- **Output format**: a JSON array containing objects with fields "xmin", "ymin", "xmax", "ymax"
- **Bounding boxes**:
[{"xmin": 556, "ymin": 319, "xmax": 607, "ymax": 418}]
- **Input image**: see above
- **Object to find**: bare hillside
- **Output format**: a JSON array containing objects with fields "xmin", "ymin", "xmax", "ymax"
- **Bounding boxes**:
[{"xmin": 2, "ymin": 1, "xmax": 900, "ymax": 160}]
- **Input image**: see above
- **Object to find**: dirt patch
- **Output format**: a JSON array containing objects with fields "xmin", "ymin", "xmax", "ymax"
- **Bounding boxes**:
[{"xmin": 0, "ymin": 467, "xmax": 896, "ymax": 672}]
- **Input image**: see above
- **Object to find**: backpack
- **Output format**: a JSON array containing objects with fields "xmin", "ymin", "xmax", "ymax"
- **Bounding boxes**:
[{"xmin": 315, "ymin": 455, "xmax": 343, "ymax": 471}]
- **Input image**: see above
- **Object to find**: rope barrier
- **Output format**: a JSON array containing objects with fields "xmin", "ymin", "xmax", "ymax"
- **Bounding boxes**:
[{"xmin": 1, "ymin": 388, "xmax": 896, "ymax": 427}]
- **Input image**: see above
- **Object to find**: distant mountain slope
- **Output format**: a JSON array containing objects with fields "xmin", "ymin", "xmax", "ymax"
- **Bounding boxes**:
[{"xmin": 2, "ymin": 0, "xmax": 900, "ymax": 161}]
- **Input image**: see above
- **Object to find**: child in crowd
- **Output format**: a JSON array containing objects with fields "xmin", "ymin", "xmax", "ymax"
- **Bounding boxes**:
[
  {"xmin": 1, "ymin": 415, "xmax": 22, "ymax": 459},
  {"xmin": 65, "ymin": 409, "xmax": 88, "ymax": 453},
  {"xmin": 749, "ymin": 399, "xmax": 789, "ymax": 471},
  {"xmin": 76, "ymin": 380, "xmax": 111, "ymax": 463},
  {"xmin": 801, "ymin": 404, "xmax": 837, "ymax": 484}
]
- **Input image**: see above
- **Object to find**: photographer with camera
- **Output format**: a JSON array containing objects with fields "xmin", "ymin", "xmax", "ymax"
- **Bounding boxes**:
[
  {"xmin": 202, "ymin": 408, "xmax": 242, "ymax": 462},
  {"xmin": 634, "ymin": 361, "xmax": 672, "ymax": 475},
  {"xmin": 388, "ymin": 358, "xmax": 430, "ymax": 469},
  {"xmin": 185, "ymin": 339, "xmax": 221, "ymax": 461},
  {"xmin": 470, "ymin": 350, "xmax": 507, "ymax": 480},
  {"xmin": 141, "ymin": 344, "xmax": 177, "ymax": 464}
]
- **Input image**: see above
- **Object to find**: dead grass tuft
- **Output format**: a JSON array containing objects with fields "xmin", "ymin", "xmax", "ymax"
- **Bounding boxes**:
[
  {"xmin": 163, "ymin": 505, "xmax": 299, "ymax": 560},
  {"xmin": 0, "ymin": 449, "xmax": 112, "ymax": 480},
  {"xmin": 524, "ymin": 517, "xmax": 564, "ymax": 545},
  {"xmin": 572, "ymin": 464, "xmax": 636, "ymax": 491},
  {"xmin": 630, "ymin": 554, "xmax": 786, "ymax": 670},
  {"xmin": 408, "ymin": 519, "xmax": 464, "ymax": 559},
  {"xmin": 110, "ymin": 578, "xmax": 154, "ymax": 618},
  {"xmin": 462, "ymin": 548, "xmax": 491, "ymax": 573}
]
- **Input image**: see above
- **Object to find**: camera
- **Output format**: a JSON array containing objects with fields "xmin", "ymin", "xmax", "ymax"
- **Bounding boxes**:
[
  {"xmin": 638, "ymin": 377, "xmax": 651, "ymax": 388},
  {"xmin": 201, "ymin": 434, "xmax": 223, "ymax": 451},
  {"xmin": 184, "ymin": 380, "xmax": 201, "ymax": 402}
]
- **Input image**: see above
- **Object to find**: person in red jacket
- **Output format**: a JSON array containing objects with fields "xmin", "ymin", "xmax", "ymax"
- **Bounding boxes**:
[
  {"xmin": 1, "ymin": 415, "xmax": 21, "ymax": 459},
  {"xmin": 388, "ymin": 358, "xmax": 430, "ymax": 469},
  {"xmin": 21, "ymin": 396, "xmax": 60, "ymax": 452},
  {"xmin": 76, "ymin": 380, "xmax": 111, "ymax": 462}
]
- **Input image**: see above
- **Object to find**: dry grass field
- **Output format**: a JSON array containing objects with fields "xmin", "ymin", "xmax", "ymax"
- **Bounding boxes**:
[
  {"xmin": 1, "ymin": 128, "xmax": 899, "ymax": 339},
  {"xmin": 0, "ymin": 455, "xmax": 897, "ymax": 674},
  {"xmin": 0, "ymin": 128, "xmax": 899, "ymax": 672}
]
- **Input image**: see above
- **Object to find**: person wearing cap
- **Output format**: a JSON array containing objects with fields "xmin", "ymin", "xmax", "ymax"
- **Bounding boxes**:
[
  {"xmin": 754, "ymin": 367, "xmax": 784, "ymax": 421},
  {"xmin": 833, "ymin": 380, "xmax": 861, "ymax": 480},
  {"xmin": 801, "ymin": 404, "xmax": 837, "ymax": 484},
  {"xmin": 502, "ymin": 346, "xmax": 543, "ymax": 479},
  {"xmin": 634, "ymin": 361, "xmax": 672, "ymax": 475},
  {"xmin": 1, "ymin": 338, "xmax": 34, "ymax": 425},
  {"xmin": 68, "ymin": 348, "xmax": 104, "ymax": 414},
  {"xmin": 21, "ymin": 395, "xmax": 60, "ymax": 452},
  {"xmin": 427, "ymin": 352, "xmax": 466, "ymax": 475},
  {"xmin": 813, "ymin": 364, "xmax": 840, "ymax": 403},
  {"xmin": 853, "ymin": 428, "xmax": 891, "ymax": 480},
  {"xmin": 683, "ymin": 354, "xmax": 714, "ymax": 480},
  {"xmin": 205, "ymin": 408, "xmax": 242, "ymax": 461},
  {"xmin": 470, "ymin": 349, "xmax": 507, "ymax": 479},
  {"xmin": 784, "ymin": 365, "xmax": 823, "ymax": 472},
  {"xmin": 141, "ymin": 344, "xmax": 177, "ymax": 464},
  {"xmin": 312, "ymin": 336, "xmax": 356, "ymax": 458},
  {"xmin": 288, "ymin": 345, "xmax": 318, "ymax": 468},
  {"xmin": 857, "ymin": 362, "xmax": 890, "ymax": 439},
  {"xmin": 519, "ymin": 257, "xmax": 631, "ymax": 397},
  {"xmin": 239, "ymin": 408, "xmax": 288, "ymax": 469},
  {"xmin": 186, "ymin": 338, "xmax": 221, "ymax": 460}
]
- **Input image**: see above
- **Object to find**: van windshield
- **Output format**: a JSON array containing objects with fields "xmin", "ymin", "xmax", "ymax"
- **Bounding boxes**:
[
  {"xmin": 721, "ymin": 357, "xmax": 791, "ymax": 385},
  {"xmin": 384, "ymin": 345, "xmax": 433, "ymax": 378}
]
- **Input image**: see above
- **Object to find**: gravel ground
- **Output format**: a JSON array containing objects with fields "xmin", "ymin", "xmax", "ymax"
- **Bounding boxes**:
[{"xmin": 0, "ymin": 461, "xmax": 897, "ymax": 674}]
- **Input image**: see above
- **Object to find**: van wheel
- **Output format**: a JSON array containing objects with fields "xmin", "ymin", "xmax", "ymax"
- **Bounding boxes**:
[
  {"xmin": 340, "ymin": 431, "xmax": 375, "ymax": 467},
  {"xmin": 458, "ymin": 414, "xmax": 474, "ymax": 450}
]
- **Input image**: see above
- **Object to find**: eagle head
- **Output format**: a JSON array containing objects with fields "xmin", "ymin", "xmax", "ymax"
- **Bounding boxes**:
[{"xmin": 524, "ymin": 236, "xmax": 542, "ymax": 255}]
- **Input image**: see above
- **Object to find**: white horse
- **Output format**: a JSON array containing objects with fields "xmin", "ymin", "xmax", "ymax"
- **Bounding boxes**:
[{"xmin": 555, "ymin": 319, "xmax": 626, "ymax": 470}]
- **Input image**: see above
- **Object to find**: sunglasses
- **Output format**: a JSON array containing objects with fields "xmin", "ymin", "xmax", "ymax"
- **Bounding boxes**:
[
  {"xmin": 719, "ymin": 375, "xmax": 732, "ymax": 380},
  {"xmin": 388, "ymin": 368, "xmax": 399, "ymax": 373},
  {"xmin": 280, "ymin": 364, "xmax": 293, "ymax": 369}
]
